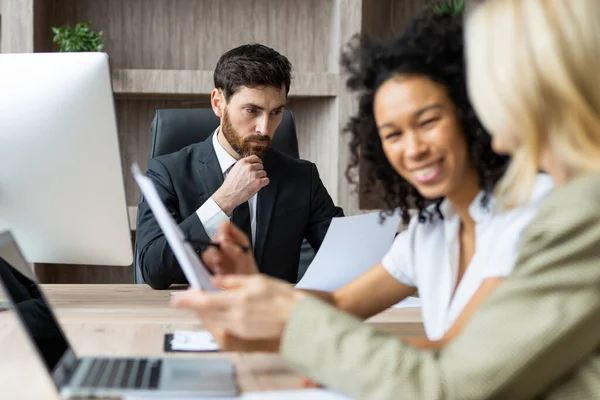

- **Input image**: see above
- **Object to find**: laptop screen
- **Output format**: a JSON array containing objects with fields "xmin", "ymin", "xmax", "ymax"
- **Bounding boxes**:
[{"xmin": 0, "ymin": 232, "xmax": 71, "ymax": 378}]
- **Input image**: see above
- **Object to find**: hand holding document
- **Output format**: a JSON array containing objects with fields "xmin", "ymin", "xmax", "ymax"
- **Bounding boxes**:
[
  {"xmin": 296, "ymin": 211, "xmax": 401, "ymax": 291},
  {"xmin": 132, "ymin": 163, "xmax": 217, "ymax": 291}
]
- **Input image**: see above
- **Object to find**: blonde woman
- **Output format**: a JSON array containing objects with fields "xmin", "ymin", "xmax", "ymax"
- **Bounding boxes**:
[{"xmin": 174, "ymin": 1, "xmax": 600, "ymax": 398}]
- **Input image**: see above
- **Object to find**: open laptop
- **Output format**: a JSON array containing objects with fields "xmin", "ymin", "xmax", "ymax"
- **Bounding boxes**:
[{"xmin": 0, "ymin": 231, "xmax": 237, "ymax": 398}]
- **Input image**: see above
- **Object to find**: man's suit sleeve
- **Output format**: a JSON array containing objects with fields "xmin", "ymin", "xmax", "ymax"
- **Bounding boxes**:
[
  {"xmin": 136, "ymin": 158, "xmax": 212, "ymax": 290},
  {"xmin": 304, "ymin": 163, "xmax": 344, "ymax": 252},
  {"xmin": 281, "ymin": 189, "xmax": 600, "ymax": 400}
]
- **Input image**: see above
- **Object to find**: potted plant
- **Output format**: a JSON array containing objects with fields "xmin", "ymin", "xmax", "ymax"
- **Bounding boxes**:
[
  {"xmin": 430, "ymin": 0, "xmax": 465, "ymax": 15},
  {"xmin": 51, "ymin": 22, "xmax": 104, "ymax": 52}
]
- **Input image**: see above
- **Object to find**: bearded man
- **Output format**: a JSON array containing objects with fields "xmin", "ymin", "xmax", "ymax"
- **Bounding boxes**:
[{"xmin": 136, "ymin": 44, "xmax": 343, "ymax": 290}]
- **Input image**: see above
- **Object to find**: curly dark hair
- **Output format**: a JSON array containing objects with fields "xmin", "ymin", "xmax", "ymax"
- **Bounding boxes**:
[{"xmin": 342, "ymin": 12, "xmax": 508, "ymax": 224}]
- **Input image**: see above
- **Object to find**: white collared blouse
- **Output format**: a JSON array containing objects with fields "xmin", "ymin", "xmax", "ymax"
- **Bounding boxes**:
[{"xmin": 381, "ymin": 174, "xmax": 554, "ymax": 340}]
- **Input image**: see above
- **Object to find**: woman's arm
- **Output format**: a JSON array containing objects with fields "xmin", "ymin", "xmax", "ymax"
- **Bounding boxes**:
[
  {"xmin": 299, "ymin": 275, "xmax": 503, "ymax": 388},
  {"xmin": 203, "ymin": 220, "xmax": 416, "ymax": 320},
  {"xmin": 302, "ymin": 263, "xmax": 416, "ymax": 320},
  {"xmin": 205, "ymin": 265, "xmax": 416, "ymax": 352},
  {"xmin": 280, "ymin": 188, "xmax": 600, "ymax": 400},
  {"xmin": 406, "ymin": 277, "xmax": 505, "ymax": 349}
]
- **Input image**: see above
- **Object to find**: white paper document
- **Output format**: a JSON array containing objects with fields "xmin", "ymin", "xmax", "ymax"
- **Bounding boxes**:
[
  {"xmin": 132, "ymin": 163, "xmax": 217, "ymax": 291},
  {"xmin": 126, "ymin": 388, "xmax": 354, "ymax": 400},
  {"xmin": 170, "ymin": 330, "xmax": 219, "ymax": 352},
  {"xmin": 296, "ymin": 212, "xmax": 401, "ymax": 291}
]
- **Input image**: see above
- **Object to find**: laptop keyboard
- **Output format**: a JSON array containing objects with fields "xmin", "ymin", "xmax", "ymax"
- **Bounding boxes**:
[{"xmin": 81, "ymin": 358, "xmax": 161, "ymax": 390}]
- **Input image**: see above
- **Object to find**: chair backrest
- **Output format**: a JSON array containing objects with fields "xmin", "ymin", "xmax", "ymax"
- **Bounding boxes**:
[
  {"xmin": 149, "ymin": 108, "xmax": 299, "ymax": 159},
  {"xmin": 134, "ymin": 108, "xmax": 300, "ymax": 283}
]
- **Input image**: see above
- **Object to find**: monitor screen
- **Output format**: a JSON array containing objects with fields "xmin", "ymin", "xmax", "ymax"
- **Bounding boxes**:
[
  {"xmin": 0, "ymin": 233, "xmax": 71, "ymax": 375},
  {"xmin": 0, "ymin": 52, "xmax": 132, "ymax": 266}
]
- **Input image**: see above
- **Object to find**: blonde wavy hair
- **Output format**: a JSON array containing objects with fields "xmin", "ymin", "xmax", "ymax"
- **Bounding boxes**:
[{"xmin": 466, "ymin": 0, "xmax": 600, "ymax": 208}]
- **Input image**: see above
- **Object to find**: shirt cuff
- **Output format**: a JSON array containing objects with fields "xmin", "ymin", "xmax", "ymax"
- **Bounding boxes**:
[{"xmin": 196, "ymin": 197, "xmax": 229, "ymax": 238}]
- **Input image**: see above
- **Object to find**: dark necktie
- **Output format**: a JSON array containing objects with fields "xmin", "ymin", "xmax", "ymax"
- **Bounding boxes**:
[{"xmin": 231, "ymin": 201, "xmax": 253, "ymax": 247}]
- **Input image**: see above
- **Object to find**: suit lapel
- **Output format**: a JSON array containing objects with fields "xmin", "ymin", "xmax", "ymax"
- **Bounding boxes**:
[
  {"xmin": 255, "ymin": 151, "xmax": 279, "ymax": 265},
  {"xmin": 196, "ymin": 134, "xmax": 224, "ymax": 198}
]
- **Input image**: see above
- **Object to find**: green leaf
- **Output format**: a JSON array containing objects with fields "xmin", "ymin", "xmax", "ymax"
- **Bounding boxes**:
[
  {"xmin": 453, "ymin": 0, "xmax": 465, "ymax": 11},
  {"xmin": 50, "ymin": 21, "xmax": 105, "ymax": 52},
  {"xmin": 430, "ymin": 0, "xmax": 464, "ymax": 15}
]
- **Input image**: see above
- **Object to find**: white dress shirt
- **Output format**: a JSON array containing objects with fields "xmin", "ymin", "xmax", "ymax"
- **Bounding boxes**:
[
  {"xmin": 196, "ymin": 129, "xmax": 257, "ymax": 244},
  {"xmin": 381, "ymin": 174, "xmax": 554, "ymax": 340}
]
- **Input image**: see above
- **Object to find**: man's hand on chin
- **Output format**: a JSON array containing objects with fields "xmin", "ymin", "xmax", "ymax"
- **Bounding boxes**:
[{"xmin": 212, "ymin": 155, "xmax": 269, "ymax": 216}]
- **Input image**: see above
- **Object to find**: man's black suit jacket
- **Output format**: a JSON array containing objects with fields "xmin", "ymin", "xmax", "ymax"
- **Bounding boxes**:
[{"xmin": 136, "ymin": 135, "xmax": 344, "ymax": 289}]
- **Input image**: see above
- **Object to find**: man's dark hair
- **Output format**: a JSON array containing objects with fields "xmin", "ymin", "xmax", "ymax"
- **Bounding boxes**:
[
  {"xmin": 341, "ymin": 12, "xmax": 508, "ymax": 224},
  {"xmin": 214, "ymin": 43, "xmax": 292, "ymax": 100}
]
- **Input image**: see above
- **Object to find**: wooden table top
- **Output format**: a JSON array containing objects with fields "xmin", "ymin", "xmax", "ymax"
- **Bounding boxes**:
[{"xmin": 0, "ymin": 284, "xmax": 423, "ymax": 399}]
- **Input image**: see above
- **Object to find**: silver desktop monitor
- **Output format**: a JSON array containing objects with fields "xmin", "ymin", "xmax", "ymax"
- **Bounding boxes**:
[{"xmin": 0, "ymin": 52, "xmax": 132, "ymax": 266}]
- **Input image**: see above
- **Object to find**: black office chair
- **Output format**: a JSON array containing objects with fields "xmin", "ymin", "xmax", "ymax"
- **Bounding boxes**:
[
  {"xmin": 148, "ymin": 109, "xmax": 299, "ymax": 160},
  {"xmin": 134, "ymin": 109, "xmax": 315, "ymax": 283}
]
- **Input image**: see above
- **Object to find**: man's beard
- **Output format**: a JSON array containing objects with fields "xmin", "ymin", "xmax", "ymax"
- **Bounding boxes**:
[{"xmin": 221, "ymin": 108, "xmax": 272, "ymax": 158}]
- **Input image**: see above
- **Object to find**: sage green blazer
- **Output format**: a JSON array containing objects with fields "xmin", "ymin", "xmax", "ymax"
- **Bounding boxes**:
[{"xmin": 282, "ymin": 173, "xmax": 600, "ymax": 400}]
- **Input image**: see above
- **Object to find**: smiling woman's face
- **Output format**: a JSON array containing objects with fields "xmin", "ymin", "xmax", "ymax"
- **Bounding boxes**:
[{"xmin": 374, "ymin": 75, "xmax": 477, "ymax": 200}]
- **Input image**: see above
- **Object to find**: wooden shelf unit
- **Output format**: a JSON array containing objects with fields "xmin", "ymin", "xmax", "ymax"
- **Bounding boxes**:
[
  {"xmin": 112, "ymin": 69, "xmax": 340, "ymax": 98},
  {"xmin": 1, "ymin": 0, "xmax": 433, "ymax": 283}
]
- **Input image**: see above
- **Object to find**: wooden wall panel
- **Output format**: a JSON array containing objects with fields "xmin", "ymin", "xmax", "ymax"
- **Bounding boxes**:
[
  {"xmin": 35, "ymin": 263, "xmax": 133, "ymax": 284},
  {"xmin": 337, "ymin": 0, "xmax": 363, "ymax": 215},
  {"xmin": 33, "ymin": 0, "xmax": 53, "ymax": 52},
  {"xmin": 49, "ymin": 0, "xmax": 337, "ymax": 72},
  {"xmin": 115, "ymin": 97, "xmax": 211, "ymax": 205},
  {"xmin": 288, "ymin": 98, "xmax": 339, "ymax": 203},
  {"xmin": 35, "ymin": 235, "xmax": 135, "ymax": 284},
  {"xmin": 362, "ymin": 0, "xmax": 427, "ymax": 40},
  {"xmin": 0, "ymin": 0, "xmax": 34, "ymax": 53}
]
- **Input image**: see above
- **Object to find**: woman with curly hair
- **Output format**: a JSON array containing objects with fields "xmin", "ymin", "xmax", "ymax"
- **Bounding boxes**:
[
  {"xmin": 174, "ymin": 10, "xmax": 552, "ymax": 348},
  {"xmin": 333, "ymin": 12, "xmax": 552, "ymax": 345}
]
